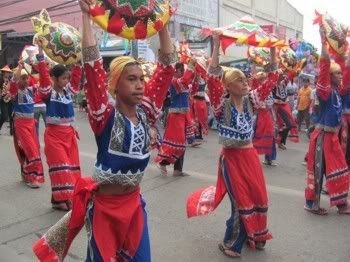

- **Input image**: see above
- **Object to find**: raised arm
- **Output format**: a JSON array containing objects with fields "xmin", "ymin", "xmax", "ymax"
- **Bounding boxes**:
[
  {"xmin": 9, "ymin": 63, "xmax": 23, "ymax": 97},
  {"xmin": 249, "ymin": 47, "xmax": 279, "ymax": 107},
  {"xmin": 142, "ymin": 27, "xmax": 177, "ymax": 125},
  {"xmin": 250, "ymin": 72, "xmax": 279, "ymax": 108},
  {"xmin": 207, "ymin": 32, "xmax": 225, "ymax": 118},
  {"xmin": 67, "ymin": 65, "xmax": 82, "ymax": 95},
  {"xmin": 339, "ymin": 46, "xmax": 350, "ymax": 96},
  {"xmin": 80, "ymin": 0, "xmax": 112, "ymax": 135},
  {"xmin": 190, "ymin": 76, "xmax": 200, "ymax": 96},
  {"xmin": 316, "ymin": 26, "xmax": 332, "ymax": 101}
]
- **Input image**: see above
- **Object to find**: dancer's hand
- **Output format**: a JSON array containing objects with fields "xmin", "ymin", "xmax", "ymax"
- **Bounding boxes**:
[
  {"xmin": 319, "ymin": 25, "xmax": 329, "ymax": 59},
  {"xmin": 79, "ymin": 0, "xmax": 94, "ymax": 13}
]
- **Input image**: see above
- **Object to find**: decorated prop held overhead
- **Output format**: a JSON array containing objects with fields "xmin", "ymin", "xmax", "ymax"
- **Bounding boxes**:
[
  {"xmin": 247, "ymin": 47, "xmax": 271, "ymax": 66},
  {"xmin": 20, "ymin": 45, "xmax": 55, "ymax": 75},
  {"xmin": 278, "ymin": 46, "xmax": 307, "ymax": 74},
  {"xmin": 31, "ymin": 9, "xmax": 82, "ymax": 65},
  {"xmin": 178, "ymin": 42, "xmax": 209, "ymax": 79},
  {"xmin": 313, "ymin": 10, "xmax": 349, "ymax": 56},
  {"xmin": 202, "ymin": 15, "xmax": 286, "ymax": 53},
  {"xmin": 89, "ymin": 0, "xmax": 173, "ymax": 40}
]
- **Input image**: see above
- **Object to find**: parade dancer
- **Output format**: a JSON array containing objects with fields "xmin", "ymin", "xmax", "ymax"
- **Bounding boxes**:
[
  {"xmin": 339, "ymin": 65, "xmax": 350, "ymax": 167},
  {"xmin": 186, "ymin": 32, "xmax": 279, "ymax": 258},
  {"xmin": 155, "ymin": 61, "xmax": 197, "ymax": 176},
  {"xmin": 0, "ymin": 65, "xmax": 14, "ymax": 135},
  {"xmin": 252, "ymin": 72, "xmax": 277, "ymax": 166},
  {"xmin": 273, "ymin": 72, "xmax": 299, "ymax": 150},
  {"xmin": 36, "ymin": 45, "xmax": 82, "ymax": 211},
  {"xmin": 190, "ymin": 75, "xmax": 209, "ymax": 145},
  {"xmin": 9, "ymin": 63, "xmax": 44, "ymax": 188},
  {"xmin": 304, "ymin": 26, "xmax": 350, "ymax": 215},
  {"xmin": 33, "ymin": 0, "xmax": 176, "ymax": 260}
]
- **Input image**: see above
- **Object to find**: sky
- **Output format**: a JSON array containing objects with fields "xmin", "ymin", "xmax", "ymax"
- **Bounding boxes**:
[{"xmin": 287, "ymin": 0, "xmax": 350, "ymax": 51}]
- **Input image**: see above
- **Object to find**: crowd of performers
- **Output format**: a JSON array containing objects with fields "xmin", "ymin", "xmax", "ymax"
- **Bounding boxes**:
[{"xmin": 0, "ymin": 1, "xmax": 348, "ymax": 260}]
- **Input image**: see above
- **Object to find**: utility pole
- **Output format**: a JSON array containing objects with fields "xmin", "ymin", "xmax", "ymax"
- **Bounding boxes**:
[{"xmin": 131, "ymin": 40, "xmax": 138, "ymax": 58}]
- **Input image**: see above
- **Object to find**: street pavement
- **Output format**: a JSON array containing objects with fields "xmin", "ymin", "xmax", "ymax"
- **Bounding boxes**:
[{"xmin": 0, "ymin": 112, "xmax": 349, "ymax": 262}]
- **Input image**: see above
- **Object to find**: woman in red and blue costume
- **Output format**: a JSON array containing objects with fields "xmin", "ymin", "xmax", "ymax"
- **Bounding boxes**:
[
  {"xmin": 272, "ymin": 71, "xmax": 299, "ymax": 150},
  {"xmin": 304, "ymin": 26, "xmax": 350, "ymax": 215},
  {"xmin": 190, "ymin": 75, "xmax": 209, "ymax": 145},
  {"xmin": 339, "ymin": 66, "xmax": 350, "ymax": 167},
  {"xmin": 251, "ymin": 72, "xmax": 277, "ymax": 165},
  {"xmin": 9, "ymin": 63, "xmax": 44, "ymax": 188},
  {"xmin": 36, "ymin": 44, "xmax": 82, "ymax": 211},
  {"xmin": 155, "ymin": 60, "xmax": 199, "ymax": 176},
  {"xmin": 186, "ymin": 32, "xmax": 279, "ymax": 258},
  {"xmin": 33, "ymin": 0, "xmax": 176, "ymax": 261}
]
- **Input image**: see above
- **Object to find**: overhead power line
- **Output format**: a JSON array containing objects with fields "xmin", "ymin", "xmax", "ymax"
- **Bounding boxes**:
[{"xmin": 0, "ymin": 0, "xmax": 78, "ymax": 27}]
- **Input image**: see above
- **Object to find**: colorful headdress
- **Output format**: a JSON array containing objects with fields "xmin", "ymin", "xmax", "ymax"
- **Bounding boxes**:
[
  {"xmin": 279, "ymin": 47, "xmax": 297, "ymax": 71},
  {"xmin": 279, "ymin": 47, "xmax": 306, "ymax": 74},
  {"xmin": 141, "ymin": 61, "xmax": 156, "ymax": 82},
  {"xmin": 202, "ymin": 16, "xmax": 286, "ymax": 53},
  {"xmin": 295, "ymin": 41, "xmax": 316, "ymax": 60},
  {"xmin": 178, "ymin": 42, "xmax": 209, "ymax": 79},
  {"xmin": 31, "ymin": 9, "xmax": 82, "ymax": 65},
  {"xmin": 89, "ymin": 0, "xmax": 173, "ymax": 40},
  {"xmin": 0, "ymin": 65, "xmax": 12, "ymax": 73},
  {"xmin": 313, "ymin": 10, "xmax": 349, "ymax": 56},
  {"xmin": 247, "ymin": 47, "xmax": 271, "ymax": 66}
]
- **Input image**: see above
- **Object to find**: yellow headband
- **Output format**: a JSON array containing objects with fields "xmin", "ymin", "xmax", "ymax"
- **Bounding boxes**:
[
  {"xmin": 330, "ymin": 61, "xmax": 341, "ymax": 74},
  {"xmin": 222, "ymin": 67, "xmax": 245, "ymax": 86},
  {"xmin": 108, "ymin": 56, "xmax": 138, "ymax": 96},
  {"xmin": 256, "ymin": 71, "xmax": 267, "ymax": 79}
]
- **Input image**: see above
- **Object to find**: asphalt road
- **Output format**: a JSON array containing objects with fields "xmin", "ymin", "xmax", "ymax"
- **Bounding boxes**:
[{"xmin": 0, "ymin": 112, "xmax": 349, "ymax": 262}]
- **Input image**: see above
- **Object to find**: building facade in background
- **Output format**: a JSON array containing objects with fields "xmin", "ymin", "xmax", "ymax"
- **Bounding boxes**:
[
  {"xmin": 0, "ymin": 0, "xmax": 303, "ymax": 66},
  {"xmin": 170, "ymin": 0, "xmax": 219, "ymax": 51}
]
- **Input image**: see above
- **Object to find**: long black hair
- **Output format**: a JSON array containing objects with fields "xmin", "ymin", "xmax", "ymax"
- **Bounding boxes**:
[{"xmin": 50, "ymin": 65, "xmax": 68, "ymax": 78}]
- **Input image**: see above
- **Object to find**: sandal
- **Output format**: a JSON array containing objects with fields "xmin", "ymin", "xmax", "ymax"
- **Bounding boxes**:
[
  {"xmin": 191, "ymin": 141, "xmax": 202, "ymax": 147},
  {"xmin": 52, "ymin": 201, "xmax": 72, "ymax": 211},
  {"xmin": 218, "ymin": 243, "xmax": 241, "ymax": 258},
  {"xmin": 304, "ymin": 205, "xmax": 328, "ymax": 215},
  {"xmin": 263, "ymin": 161, "xmax": 277, "ymax": 167},
  {"xmin": 278, "ymin": 144, "xmax": 287, "ymax": 150},
  {"xmin": 25, "ymin": 182, "xmax": 41, "ymax": 189},
  {"xmin": 173, "ymin": 171, "xmax": 190, "ymax": 177},
  {"xmin": 338, "ymin": 205, "xmax": 350, "ymax": 215},
  {"xmin": 255, "ymin": 241, "xmax": 266, "ymax": 250}
]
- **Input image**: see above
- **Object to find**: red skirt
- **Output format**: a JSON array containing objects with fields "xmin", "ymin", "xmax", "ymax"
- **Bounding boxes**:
[
  {"xmin": 274, "ymin": 103, "xmax": 299, "ymax": 143},
  {"xmin": 340, "ymin": 115, "xmax": 350, "ymax": 165},
  {"xmin": 33, "ymin": 178, "xmax": 145, "ymax": 261},
  {"xmin": 305, "ymin": 129, "xmax": 350, "ymax": 206},
  {"xmin": 185, "ymin": 110, "xmax": 196, "ymax": 144},
  {"xmin": 13, "ymin": 118, "xmax": 44, "ymax": 184},
  {"xmin": 156, "ymin": 111, "xmax": 193, "ymax": 164},
  {"xmin": 44, "ymin": 125, "xmax": 81, "ymax": 203},
  {"xmin": 253, "ymin": 108, "xmax": 274, "ymax": 155},
  {"xmin": 187, "ymin": 147, "xmax": 272, "ymax": 246},
  {"xmin": 191, "ymin": 98, "xmax": 209, "ymax": 136}
]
